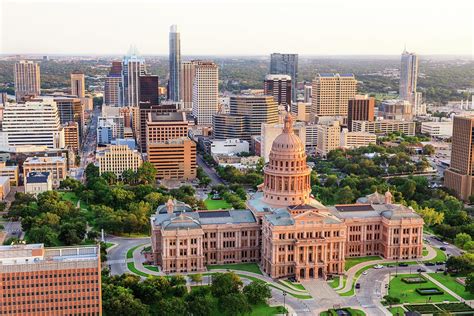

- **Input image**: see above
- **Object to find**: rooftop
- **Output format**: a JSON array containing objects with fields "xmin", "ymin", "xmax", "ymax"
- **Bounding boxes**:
[
  {"xmin": 26, "ymin": 171, "xmax": 50, "ymax": 183},
  {"xmin": 24, "ymin": 156, "xmax": 66, "ymax": 164}
]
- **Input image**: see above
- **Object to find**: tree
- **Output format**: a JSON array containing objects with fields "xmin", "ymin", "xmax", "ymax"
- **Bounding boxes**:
[
  {"xmin": 137, "ymin": 162, "xmax": 156, "ymax": 185},
  {"xmin": 169, "ymin": 274, "xmax": 187, "ymax": 287},
  {"xmin": 455, "ymin": 233, "xmax": 472, "ymax": 249},
  {"xmin": 102, "ymin": 284, "xmax": 149, "ymax": 316},
  {"xmin": 446, "ymin": 254, "xmax": 474, "ymax": 275},
  {"xmin": 465, "ymin": 273, "xmax": 474, "ymax": 294},
  {"xmin": 211, "ymin": 272, "xmax": 243, "ymax": 298},
  {"xmin": 189, "ymin": 273, "xmax": 203, "ymax": 285},
  {"xmin": 102, "ymin": 172, "xmax": 118, "ymax": 185},
  {"xmin": 160, "ymin": 297, "xmax": 186, "ymax": 316},
  {"xmin": 335, "ymin": 186, "xmax": 355, "ymax": 204},
  {"xmin": 243, "ymin": 281, "xmax": 271, "ymax": 305},
  {"xmin": 85, "ymin": 163, "xmax": 100, "ymax": 182},
  {"xmin": 417, "ymin": 207, "xmax": 444, "ymax": 226},
  {"xmin": 383, "ymin": 295, "xmax": 401, "ymax": 307},
  {"xmin": 186, "ymin": 293, "xmax": 214, "ymax": 316},
  {"xmin": 122, "ymin": 169, "xmax": 138, "ymax": 185},
  {"xmin": 27, "ymin": 226, "xmax": 58, "ymax": 246},
  {"xmin": 422, "ymin": 144, "xmax": 435, "ymax": 156},
  {"xmin": 218, "ymin": 293, "xmax": 251, "ymax": 316}
]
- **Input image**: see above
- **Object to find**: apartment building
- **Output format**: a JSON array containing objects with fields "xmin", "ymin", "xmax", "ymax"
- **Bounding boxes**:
[
  {"xmin": 0, "ymin": 244, "xmax": 102, "ymax": 315},
  {"xmin": 351, "ymin": 120, "xmax": 416, "ymax": 136},
  {"xmin": 180, "ymin": 61, "xmax": 196, "ymax": 110},
  {"xmin": 14, "ymin": 61, "xmax": 41, "ymax": 101},
  {"xmin": 97, "ymin": 145, "xmax": 142, "ymax": 177},
  {"xmin": 316, "ymin": 120, "xmax": 341, "ymax": 156},
  {"xmin": 311, "ymin": 73, "xmax": 357, "ymax": 118},
  {"xmin": 23, "ymin": 156, "xmax": 67, "ymax": 188}
]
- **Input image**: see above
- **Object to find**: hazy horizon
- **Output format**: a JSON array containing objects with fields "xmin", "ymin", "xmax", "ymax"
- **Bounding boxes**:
[{"xmin": 1, "ymin": 0, "xmax": 473, "ymax": 56}]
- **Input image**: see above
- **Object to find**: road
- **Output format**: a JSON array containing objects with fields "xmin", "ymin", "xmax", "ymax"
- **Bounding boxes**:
[
  {"xmin": 2, "ymin": 220, "xmax": 22, "ymax": 240},
  {"xmin": 106, "ymin": 236, "xmax": 149, "ymax": 275},
  {"xmin": 196, "ymin": 154, "xmax": 224, "ymax": 186},
  {"xmin": 425, "ymin": 233, "xmax": 463, "ymax": 257}
]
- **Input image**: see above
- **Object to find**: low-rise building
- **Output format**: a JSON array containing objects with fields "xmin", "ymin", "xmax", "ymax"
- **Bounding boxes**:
[
  {"xmin": 23, "ymin": 156, "xmax": 67, "ymax": 188},
  {"xmin": 0, "ymin": 161, "xmax": 19, "ymax": 186},
  {"xmin": 97, "ymin": 145, "xmax": 143, "ymax": 177},
  {"xmin": 340, "ymin": 129, "xmax": 377, "ymax": 149},
  {"xmin": 0, "ymin": 243, "xmax": 101, "ymax": 315},
  {"xmin": 0, "ymin": 176, "xmax": 10, "ymax": 200},
  {"xmin": 63, "ymin": 121, "xmax": 80, "ymax": 151},
  {"xmin": 316, "ymin": 120, "xmax": 341, "ymax": 156},
  {"xmin": 210, "ymin": 139, "xmax": 250, "ymax": 155},
  {"xmin": 421, "ymin": 121, "xmax": 453, "ymax": 138},
  {"xmin": 351, "ymin": 120, "xmax": 416, "ymax": 136},
  {"xmin": 24, "ymin": 171, "xmax": 52, "ymax": 194}
]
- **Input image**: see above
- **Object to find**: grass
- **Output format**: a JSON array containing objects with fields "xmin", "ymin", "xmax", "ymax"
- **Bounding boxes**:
[
  {"xmin": 60, "ymin": 191, "xmax": 89, "ymax": 211},
  {"xmin": 126, "ymin": 244, "xmax": 145, "ymax": 259},
  {"xmin": 278, "ymin": 280, "xmax": 308, "ymax": 293},
  {"xmin": 144, "ymin": 265, "xmax": 160, "ymax": 273},
  {"xmin": 249, "ymin": 304, "xmax": 287, "ymax": 316},
  {"xmin": 328, "ymin": 276, "xmax": 341, "ymax": 289},
  {"xmin": 207, "ymin": 263, "xmax": 262, "ymax": 275},
  {"xmin": 127, "ymin": 262, "xmax": 150, "ymax": 277},
  {"xmin": 236, "ymin": 274, "xmax": 312, "ymax": 300},
  {"xmin": 424, "ymin": 247, "xmax": 447, "ymax": 263},
  {"xmin": 345, "ymin": 255, "xmax": 381, "ymax": 271},
  {"xmin": 428, "ymin": 273, "xmax": 474, "ymax": 300},
  {"xmin": 287, "ymin": 280, "xmax": 306, "ymax": 291},
  {"xmin": 204, "ymin": 195, "xmax": 232, "ymax": 210},
  {"xmin": 422, "ymin": 247, "xmax": 428, "ymax": 257},
  {"xmin": 389, "ymin": 306, "xmax": 406, "ymax": 315},
  {"xmin": 320, "ymin": 308, "xmax": 366, "ymax": 316},
  {"xmin": 338, "ymin": 265, "xmax": 373, "ymax": 296},
  {"xmin": 105, "ymin": 242, "xmax": 115, "ymax": 249},
  {"xmin": 388, "ymin": 273, "xmax": 458, "ymax": 303}
]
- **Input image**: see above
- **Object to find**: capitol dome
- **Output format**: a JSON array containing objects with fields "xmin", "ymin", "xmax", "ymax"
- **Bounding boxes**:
[{"xmin": 262, "ymin": 113, "xmax": 312, "ymax": 207}]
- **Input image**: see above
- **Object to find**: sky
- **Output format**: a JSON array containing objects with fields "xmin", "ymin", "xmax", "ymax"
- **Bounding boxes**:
[{"xmin": 0, "ymin": 0, "xmax": 473, "ymax": 56}]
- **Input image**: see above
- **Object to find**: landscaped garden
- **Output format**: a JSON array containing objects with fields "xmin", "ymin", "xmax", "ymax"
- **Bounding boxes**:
[
  {"xmin": 404, "ymin": 302, "xmax": 473, "ymax": 314},
  {"xmin": 428, "ymin": 272, "xmax": 474, "ymax": 300},
  {"xmin": 204, "ymin": 193, "xmax": 232, "ymax": 210},
  {"xmin": 320, "ymin": 307, "xmax": 366, "ymax": 315},
  {"xmin": 207, "ymin": 262, "xmax": 263, "ymax": 275},
  {"xmin": 388, "ymin": 306, "xmax": 406, "ymax": 315},
  {"xmin": 388, "ymin": 274, "xmax": 457, "ymax": 303}
]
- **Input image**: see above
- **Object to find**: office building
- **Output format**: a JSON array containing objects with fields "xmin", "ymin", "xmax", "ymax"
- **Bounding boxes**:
[
  {"xmin": 97, "ymin": 145, "xmax": 142, "ymax": 177},
  {"xmin": 304, "ymin": 85, "xmax": 312, "ymax": 103},
  {"xmin": 421, "ymin": 121, "xmax": 453, "ymax": 138},
  {"xmin": 97, "ymin": 116, "xmax": 124, "ymax": 145},
  {"xmin": 210, "ymin": 139, "xmax": 250, "ymax": 156},
  {"xmin": 1, "ymin": 100, "xmax": 64, "ymax": 149},
  {"xmin": 261, "ymin": 120, "xmax": 306, "ymax": 162},
  {"xmin": 0, "ymin": 162, "xmax": 19, "ymax": 186},
  {"xmin": 70, "ymin": 71, "xmax": 85, "ymax": 98},
  {"xmin": 0, "ymin": 244, "xmax": 101, "ymax": 315},
  {"xmin": 351, "ymin": 120, "xmax": 416, "ymax": 136},
  {"xmin": 270, "ymin": 53, "xmax": 298, "ymax": 102},
  {"xmin": 444, "ymin": 116, "xmax": 474, "ymax": 201},
  {"xmin": 55, "ymin": 97, "xmax": 84, "ymax": 137},
  {"xmin": 316, "ymin": 120, "xmax": 341, "ymax": 156},
  {"xmin": 192, "ymin": 61, "xmax": 219, "ymax": 125},
  {"xmin": 147, "ymin": 138, "xmax": 196, "ymax": 180},
  {"xmin": 379, "ymin": 99, "xmax": 413, "ymax": 121},
  {"xmin": 212, "ymin": 114, "xmax": 245, "ymax": 140},
  {"xmin": 340, "ymin": 129, "xmax": 377, "ymax": 149},
  {"xmin": 104, "ymin": 62, "xmax": 123, "ymax": 106},
  {"xmin": 290, "ymin": 102, "xmax": 310, "ymax": 122},
  {"xmin": 139, "ymin": 75, "xmax": 159, "ymax": 105},
  {"xmin": 24, "ymin": 171, "xmax": 53, "ymax": 194},
  {"xmin": 264, "ymin": 74, "xmax": 291, "ymax": 108},
  {"xmin": 347, "ymin": 95, "xmax": 375, "ymax": 131},
  {"xmin": 122, "ymin": 53, "xmax": 146, "ymax": 106},
  {"xmin": 169, "ymin": 25, "xmax": 181, "ymax": 102},
  {"xmin": 180, "ymin": 61, "xmax": 196, "ymax": 110},
  {"xmin": 63, "ymin": 121, "xmax": 80, "ymax": 151},
  {"xmin": 23, "ymin": 156, "xmax": 67, "ymax": 188},
  {"xmin": 145, "ymin": 112, "xmax": 188, "ymax": 146},
  {"xmin": 400, "ymin": 49, "xmax": 418, "ymax": 106},
  {"xmin": 14, "ymin": 60, "xmax": 41, "ymax": 101},
  {"xmin": 151, "ymin": 114, "xmax": 424, "ymax": 277},
  {"xmin": 311, "ymin": 73, "xmax": 357, "ymax": 118},
  {"xmin": 138, "ymin": 103, "xmax": 178, "ymax": 151}
]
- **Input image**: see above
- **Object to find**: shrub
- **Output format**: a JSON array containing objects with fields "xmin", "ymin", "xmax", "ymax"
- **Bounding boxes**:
[
  {"xmin": 415, "ymin": 287, "xmax": 444, "ymax": 295},
  {"xmin": 405, "ymin": 304, "xmax": 440, "ymax": 313},
  {"xmin": 401, "ymin": 276, "xmax": 427, "ymax": 284},
  {"xmin": 435, "ymin": 303, "xmax": 474, "ymax": 312}
]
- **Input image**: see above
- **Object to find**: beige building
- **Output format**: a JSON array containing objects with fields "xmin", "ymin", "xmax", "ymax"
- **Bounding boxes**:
[
  {"xmin": 146, "ymin": 112, "xmax": 188, "ymax": 145},
  {"xmin": 24, "ymin": 171, "xmax": 53, "ymax": 195},
  {"xmin": 23, "ymin": 156, "xmax": 67, "ymax": 188},
  {"xmin": 192, "ymin": 61, "xmax": 219, "ymax": 125},
  {"xmin": 180, "ymin": 61, "xmax": 196, "ymax": 111},
  {"xmin": 0, "ymin": 176, "xmax": 11, "ymax": 200},
  {"xmin": 311, "ymin": 73, "xmax": 357, "ymax": 118},
  {"xmin": 147, "ymin": 138, "xmax": 196, "ymax": 180},
  {"xmin": 0, "ymin": 162, "xmax": 19, "ymax": 186},
  {"xmin": 351, "ymin": 119, "xmax": 416, "ymax": 136},
  {"xmin": 379, "ymin": 99, "xmax": 413, "ymax": 121},
  {"xmin": 444, "ymin": 116, "xmax": 474, "ymax": 201},
  {"xmin": 341, "ymin": 129, "xmax": 377, "ymax": 149},
  {"xmin": 63, "ymin": 121, "xmax": 80, "ymax": 151},
  {"xmin": 316, "ymin": 120, "xmax": 341, "ymax": 156},
  {"xmin": 14, "ymin": 60, "xmax": 41, "ymax": 101},
  {"xmin": 290, "ymin": 102, "xmax": 310, "ymax": 122},
  {"xmin": 97, "ymin": 145, "xmax": 142, "ymax": 177},
  {"xmin": 71, "ymin": 72, "xmax": 86, "ymax": 98}
]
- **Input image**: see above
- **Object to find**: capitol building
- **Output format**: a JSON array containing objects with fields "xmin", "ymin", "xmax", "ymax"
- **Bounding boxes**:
[{"xmin": 150, "ymin": 114, "xmax": 424, "ymax": 280}]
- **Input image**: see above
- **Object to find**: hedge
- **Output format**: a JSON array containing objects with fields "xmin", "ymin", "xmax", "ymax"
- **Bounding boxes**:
[
  {"xmin": 415, "ymin": 287, "xmax": 444, "ymax": 295},
  {"xmin": 401, "ymin": 276, "xmax": 427, "ymax": 284},
  {"xmin": 436, "ymin": 303, "xmax": 474, "ymax": 312},
  {"xmin": 405, "ymin": 304, "xmax": 440, "ymax": 313}
]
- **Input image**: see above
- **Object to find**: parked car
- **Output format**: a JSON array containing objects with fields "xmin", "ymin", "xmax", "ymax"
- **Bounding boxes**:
[
  {"xmin": 398, "ymin": 263, "xmax": 409, "ymax": 267},
  {"xmin": 442, "ymin": 241, "xmax": 449, "ymax": 245},
  {"xmin": 425, "ymin": 262, "xmax": 435, "ymax": 266},
  {"xmin": 417, "ymin": 268, "xmax": 426, "ymax": 273},
  {"xmin": 436, "ymin": 268, "xmax": 445, "ymax": 272},
  {"xmin": 439, "ymin": 247, "xmax": 447, "ymax": 251},
  {"xmin": 362, "ymin": 271, "xmax": 368, "ymax": 275},
  {"xmin": 355, "ymin": 283, "xmax": 361, "ymax": 289},
  {"xmin": 373, "ymin": 264, "xmax": 384, "ymax": 269},
  {"xmin": 386, "ymin": 264, "xmax": 394, "ymax": 268},
  {"xmin": 436, "ymin": 261, "xmax": 446, "ymax": 265}
]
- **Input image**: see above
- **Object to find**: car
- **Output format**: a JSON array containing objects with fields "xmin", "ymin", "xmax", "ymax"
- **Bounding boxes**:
[
  {"xmin": 373, "ymin": 264, "xmax": 384, "ymax": 269},
  {"xmin": 436, "ymin": 268, "xmax": 445, "ymax": 272},
  {"xmin": 436, "ymin": 261, "xmax": 446, "ymax": 265},
  {"xmin": 425, "ymin": 262, "xmax": 435, "ymax": 266},
  {"xmin": 442, "ymin": 241, "xmax": 449, "ymax": 245},
  {"xmin": 355, "ymin": 283, "xmax": 361, "ymax": 289},
  {"xmin": 439, "ymin": 247, "xmax": 447, "ymax": 251},
  {"xmin": 362, "ymin": 271, "xmax": 368, "ymax": 275},
  {"xmin": 398, "ymin": 263, "xmax": 409, "ymax": 267},
  {"xmin": 417, "ymin": 268, "xmax": 427, "ymax": 273},
  {"xmin": 386, "ymin": 264, "xmax": 394, "ymax": 268}
]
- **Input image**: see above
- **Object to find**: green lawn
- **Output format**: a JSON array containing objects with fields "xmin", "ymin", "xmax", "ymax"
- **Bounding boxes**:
[
  {"xmin": 60, "ymin": 191, "xmax": 90, "ymax": 210},
  {"xmin": 320, "ymin": 308, "xmax": 366, "ymax": 316},
  {"xmin": 249, "ymin": 304, "xmax": 287, "ymax": 316},
  {"xmin": 422, "ymin": 247, "xmax": 428, "ymax": 257},
  {"xmin": 204, "ymin": 195, "xmax": 232, "ymax": 210},
  {"xmin": 236, "ymin": 274, "xmax": 312, "ymax": 300},
  {"xmin": 287, "ymin": 280, "xmax": 306, "ymax": 291},
  {"xmin": 208, "ymin": 263, "xmax": 262, "ymax": 275},
  {"xmin": 345, "ymin": 256, "xmax": 381, "ymax": 271},
  {"xmin": 428, "ymin": 273, "xmax": 474, "ymax": 300},
  {"xmin": 126, "ymin": 244, "xmax": 145, "ymax": 259},
  {"xmin": 328, "ymin": 276, "xmax": 341, "ymax": 289},
  {"xmin": 127, "ymin": 262, "xmax": 150, "ymax": 277},
  {"xmin": 425, "ymin": 247, "xmax": 447, "ymax": 263},
  {"xmin": 105, "ymin": 242, "xmax": 115, "ymax": 249},
  {"xmin": 144, "ymin": 265, "xmax": 160, "ymax": 273},
  {"xmin": 388, "ymin": 274, "xmax": 458, "ymax": 303},
  {"xmin": 389, "ymin": 306, "xmax": 406, "ymax": 315}
]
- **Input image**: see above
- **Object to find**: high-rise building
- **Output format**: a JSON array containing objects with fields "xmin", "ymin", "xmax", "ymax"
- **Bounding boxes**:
[
  {"xmin": 264, "ymin": 74, "xmax": 291, "ymax": 108},
  {"xmin": 122, "ymin": 53, "xmax": 146, "ymax": 106},
  {"xmin": 138, "ymin": 103, "xmax": 178, "ymax": 151},
  {"xmin": 139, "ymin": 75, "xmax": 159, "ymax": 105},
  {"xmin": 63, "ymin": 121, "xmax": 80, "ymax": 151},
  {"xmin": 192, "ymin": 61, "xmax": 218, "ymax": 125},
  {"xmin": 399, "ymin": 49, "xmax": 418, "ymax": 106},
  {"xmin": 304, "ymin": 85, "xmax": 312, "ymax": 103},
  {"xmin": 169, "ymin": 25, "xmax": 181, "ymax": 102},
  {"xmin": 347, "ymin": 95, "xmax": 375, "ymax": 131},
  {"xmin": 270, "ymin": 53, "xmax": 298, "ymax": 103},
  {"xmin": 55, "ymin": 97, "xmax": 84, "ymax": 137},
  {"xmin": 97, "ymin": 145, "xmax": 142, "ymax": 177},
  {"xmin": 0, "ymin": 244, "xmax": 102, "ymax": 315},
  {"xmin": 444, "ymin": 116, "xmax": 474, "ymax": 201},
  {"xmin": 14, "ymin": 60, "xmax": 41, "ymax": 101},
  {"xmin": 316, "ymin": 120, "xmax": 341, "ymax": 156},
  {"xmin": 1, "ymin": 100, "xmax": 64, "ymax": 149},
  {"xmin": 212, "ymin": 114, "xmax": 245, "ymax": 140},
  {"xmin": 180, "ymin": 61, "xmax": 196, "ymax": 110},
  {"xmin": 70, "ymin": 71, "xmax": 85, "ymax": 98},
  {"xmin": 311, "ymin": 73, "xmax": 357, "ymax": 118},
  {"xmin": 145, "ymin": 112, "xmax": 188, "ymax": 145},
  {"xmin": 104, "ymin": 62, "xmax": 123, "ymax": 106}
]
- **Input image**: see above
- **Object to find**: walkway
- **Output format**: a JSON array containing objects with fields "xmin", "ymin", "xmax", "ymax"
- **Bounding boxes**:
[
  {"xmin": 339, "ymin": 244, "xmax": 437, "ymax": 293},
  {"xmin": 422, "ymin": 273, "xmax": 463, "ymax": 301}
]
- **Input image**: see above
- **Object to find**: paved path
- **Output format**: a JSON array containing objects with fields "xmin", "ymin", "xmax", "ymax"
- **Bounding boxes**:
[
  {"xmin": 106, "ymin": 236, "xmax": 149, "ymax": 275},
  {"xmin": 422, "ymin": 272, "xmax": 463, "ymax": 301}
]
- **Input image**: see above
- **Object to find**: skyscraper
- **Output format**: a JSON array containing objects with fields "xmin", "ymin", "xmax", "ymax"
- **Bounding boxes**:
[
  {"xmin": 311, "ymin": 73, "xmax": 357, "ymax": 118},
  {"xmin": 169, "ymin": 24, "xmax": 181, "ymax": 102},
  {"xmin": 399, "ymin": 49, "xmax": 419, "ymax": 106},
  {"xmin": 180, "ymin": 61, "xmax": 196, "ymax": 110},
  {"xmin": 139, "ymin": 75, "xmax": 159, "ymax": 105},
  {"xmin": 192, "ymin": 61, "xmax": 219, "ymax": 125},
  {"xmin": 444, "ymin": 116, "xmax": 474, "ymax": 201},
  {"xmin": 70, "ymin": 71, "xmax": 85, "ymax": 98},
  {"xmin": 264, "ymin": 74, "xmax": 291, "ymax": 108},
  {"xmin": 122, "ymin": 50, "xmax": 146, "ymax": 107},
  {"xmin": 105, "ymin": 61, "xmax": 123, "ymax": 106},
  {"xmin": 14, "ymin": 60, "xmax": 41, "ymax": 101},
  {"xmin": 270, "ymin": 53, "xmax": 298, "ymax": 103},
  {"xmin": 347, "ymin": 95, "xmax": 375, "ymax": 131}
]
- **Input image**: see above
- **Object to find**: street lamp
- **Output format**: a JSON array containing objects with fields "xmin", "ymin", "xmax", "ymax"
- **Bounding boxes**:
[{"xmin": 282, "ymin": 290, "xmax": 287, "ymax": 315}]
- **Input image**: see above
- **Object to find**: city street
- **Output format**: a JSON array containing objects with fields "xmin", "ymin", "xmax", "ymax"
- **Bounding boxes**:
[{"xmin": 196, "ymin": 154, "xmax": 224, "ymax": 186}]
